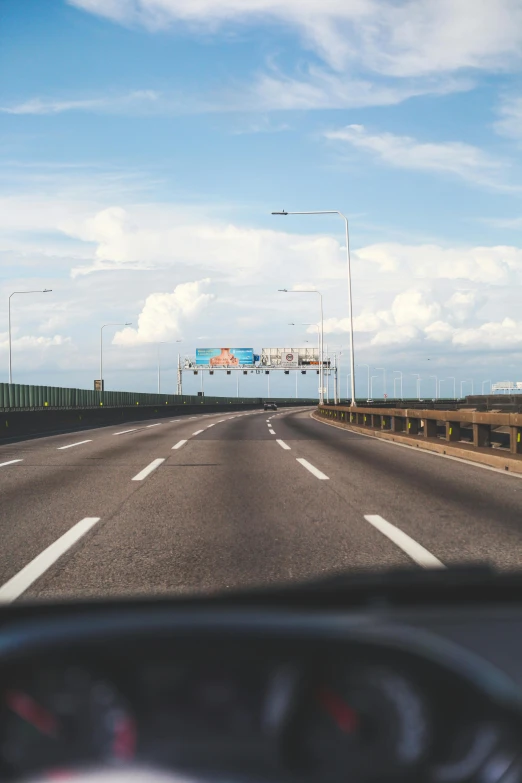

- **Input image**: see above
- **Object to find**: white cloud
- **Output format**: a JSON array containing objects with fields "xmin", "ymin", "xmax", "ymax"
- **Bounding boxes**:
[
  {"xmin": 494, "ymin": 94, "xmax": 522, "ymax": 139},
  {"xmin": 112, "ymin": 279, "xmax": 214, "ymax": 346},
  {"xmin": 0, "ymin": 91, "xmax": 160, "ymax": 116},
  {"xmin": 68, "ymin": 0, "xmax": 522, "ymax": 78},
  {"xmin": 325, "ymin": 124, "xmax": 510, "ymax": 189},
  {"xmin": 355, "ymin": 242, "xmax": 522, "ymax": 284},
  {"xmin": 315, "ymin": 285, "xmax": 522, "ymax": 353},
  {"xmin": 247, "ymin": 69, "xmax": 470, "ymax": 111}
]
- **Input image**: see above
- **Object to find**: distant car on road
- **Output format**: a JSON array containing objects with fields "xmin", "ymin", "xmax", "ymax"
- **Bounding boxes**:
[{"xmin": 264, "ymin": 402, "xmax": 278, "ymax": 411}]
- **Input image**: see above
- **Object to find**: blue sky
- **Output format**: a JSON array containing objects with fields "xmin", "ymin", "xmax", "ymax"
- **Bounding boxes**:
[{"xmin": 2, "ymin": 0, "xmax": 522, "ymax": 398}]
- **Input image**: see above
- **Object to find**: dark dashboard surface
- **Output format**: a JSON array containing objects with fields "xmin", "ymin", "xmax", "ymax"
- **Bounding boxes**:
[{"xmin": 0, "ymin": 588, "xmax": 521, "ymax": 783}]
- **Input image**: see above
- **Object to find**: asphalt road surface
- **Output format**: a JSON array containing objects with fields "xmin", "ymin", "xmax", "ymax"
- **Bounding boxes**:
[{"xmin": 1, "ymin": 406, "xmax": 522, "ymax": 602}]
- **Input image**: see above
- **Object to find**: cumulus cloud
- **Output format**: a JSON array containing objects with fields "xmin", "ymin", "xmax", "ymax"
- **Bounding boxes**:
[
  {"xmin": 68, "ymin": 0, "xmax": 522, "ymax": 78},
  {"xmin": 355, "ymin": 242, "xmax": 522, "ymax": 284},
  {"xmin": 59, "ymin": 206, "xmax": 347, "ymax": 282},
  {"xmin": 113, "ymin": 279, "xmax": 214, "ymax": 346},
  {"xmin": 316, "ymin": 286, "xmax": 521, "ymax": 353},
  {"xmin": 325, "ymin": 125, "xmax": 511, "ymax": 189}
]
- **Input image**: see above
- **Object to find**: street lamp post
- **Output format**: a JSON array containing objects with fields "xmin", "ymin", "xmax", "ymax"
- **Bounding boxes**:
[
  {"xmin": 272, "ymin": 210, "xmax": 356, "ymax": 406},
  {"xmin": 447, "ymin": 376, "xmax": 456, "ymax": 399},
  {"xmin": 8, "ymin": 289, "xmax": 52, "ymax": 384},
  {"xmin": 393, "ymin": 370, "xmax": 403, "ymax": 399},
  {"xmin": 279, "ymin": 289, "xmax": 324, "ymax": 403},
  {"xmin": 370, "ymin": 375, "xmax": 378, "ymax": 399},
  {"xmin": 302, "ymin": 322, "xmax": 321, "ymax": 402},
  {"xmin": 429, "ymin": 374, "xmax": 438, "ymax": 399},
  {"xmin": 411, "ymin": 373, "xmax": 421, "ymax": 400},
  {"xmin": 460, "ymin": 379, "xmax": 474, "ymax": 397},
  {"xmin": 358, "ymin": 363, "xmax": 370, "ymax": 400},
  {"xmin": 482, "ymin": 380, "xmax": 492, "ymax": 395},
  {"xmin": 157, "ymin": 340, "xmax": 182, "ymax": 394},
  {"xmin": 375, "ymin": 367, "xmax": 386, "ymax": 397},
  {"xmin": 100, "ymin": 322, "xmax": 132, "ymax": 404}
]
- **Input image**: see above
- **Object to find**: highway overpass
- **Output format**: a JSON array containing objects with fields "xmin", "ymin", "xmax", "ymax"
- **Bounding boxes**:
[{"xmin": 0, "ymin": 403, "xmax": 521, "ymax": 603}]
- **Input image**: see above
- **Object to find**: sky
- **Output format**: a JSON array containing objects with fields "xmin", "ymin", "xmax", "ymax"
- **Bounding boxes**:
[{"xmin": 3, "ymin": 0, "xmax": 522, "ymax": 399}]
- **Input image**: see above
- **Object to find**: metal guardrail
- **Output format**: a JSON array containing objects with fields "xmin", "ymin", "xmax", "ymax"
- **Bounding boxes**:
[
  {"xmin": 318, "ymin": 405, "xmax": 522, "ymax": 455},
  {"xmin": 0, "ymin": 382, "xmax": 316, "ymax": 411}
]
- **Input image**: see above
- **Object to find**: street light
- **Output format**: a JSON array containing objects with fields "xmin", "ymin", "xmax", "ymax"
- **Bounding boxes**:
[
  {"xmin": 302, "ymin": 322, "xmax": 322, "ymax": 401},
  {"xmin": 460, "ymin": 378, "xmax": 474, "ymax": 397},
  {"xmin": 272, "ymin": 210, "xmax": 356, "ymax": 406},
  {"xmin": 370, "ymin": 375, "xmax": 378, "ymax": 399},
  {"xmin": 100, "ymin": 322, "xmax": 132, "ymax": 402},
  {"xmin": 429, "ymin": 374, "xmax": 438, "ymax": 399},
  {"xmin": 411, "ymin": 373, "xmax": 421, "ymax": 400},
  {"xmin": 393, "ymin": 370, "xmax": 403, "ymax": 399},
  {"xmin": 482, "ymin": 379, "xmax": 492, "ymax": 395},
  {"xmin": 447, "ymin": 376, "xmax": 456, "ymax": 399},
  {"xmin": 8, "ymin": 288, "xmax": 52, "ymax": 383},
  {"xmin": 157, "ymin": 340, "xmax": 182, "ymax": 394},
  {"xmin": 375, "ymin": 367, "xmax": 386, "ymax": 397},
  {"xmin": 358, "ymin": 363, "xmax": 370, "ymax": 400},
  {"xmin": 279, "ymin": 288, "xmax": 324, "ymax": 404}
]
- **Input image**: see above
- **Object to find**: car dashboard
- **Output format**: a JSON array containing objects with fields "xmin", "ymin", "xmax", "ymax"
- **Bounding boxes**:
[{"xmin": 0, "ymin": 594, "xmax": 522, "ymax": 783}]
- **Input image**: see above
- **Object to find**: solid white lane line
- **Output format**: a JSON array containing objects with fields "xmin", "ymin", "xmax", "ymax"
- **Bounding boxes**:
[
  {"xmin": 131, "ymin": 458, "xmax": 165, "ymax": 481},
  {"xmin": 192, "ymin": 430, "xmax": 204, "ymax": 436},
  {"xmin": 57, "ymin": 440, "xmax": 92, "ymax": 450},
  {"xmin": 0, "ymin": 517, "xmax": 101, "ymax": 603},
  {"xmin": 312, "ymin": 413, "xmax": 522, "ymax": 479},
  {"xmin": 172, "ymin": 440, "xmax": 188, "ymax": 450},
  {"xmin": 296, "ymin": 458, "xmax": 329, "ymax": 480},
  {"xmin": 268, "ymin": 429, "xmax": 276, "ymax": 435},
  {"xmin": 114, "ymin": 428, "xmax": 138, "ymax": 436},
  {"xmin": 364, "ymin": 515, "xmax": 445, "ymax": 569},
  {"xmin": 276, "ymin": 440, "xmax": 291, "ymax": 450},
  {"xmin": 0, "ymin": 459, "xmax": 23, "ymax": 468},
  {"xmin": 146, "ymin": 423, "xmax": 162, "ymax": 428}
]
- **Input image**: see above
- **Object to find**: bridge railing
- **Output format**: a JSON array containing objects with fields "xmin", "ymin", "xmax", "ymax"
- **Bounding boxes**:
[{"xmin": 318, "ymin": 404, "xmax": 522, "ymax": 456}]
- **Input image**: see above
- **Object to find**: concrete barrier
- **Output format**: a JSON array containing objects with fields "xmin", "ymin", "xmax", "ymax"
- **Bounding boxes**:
[{"xmin": 0, "ymin": 400, "xmax": 312, "ymax": 443}]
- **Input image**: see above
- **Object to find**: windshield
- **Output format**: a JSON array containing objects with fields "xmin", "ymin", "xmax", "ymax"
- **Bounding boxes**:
[{"xmin": 1, "ymin": 0, "xmax": 522, "ymax": 603}]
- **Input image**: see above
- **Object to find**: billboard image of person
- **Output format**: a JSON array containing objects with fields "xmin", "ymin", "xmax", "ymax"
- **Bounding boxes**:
[{"xmin": 196, "ymin": 348, "xmax": 254, "ymax": 366}]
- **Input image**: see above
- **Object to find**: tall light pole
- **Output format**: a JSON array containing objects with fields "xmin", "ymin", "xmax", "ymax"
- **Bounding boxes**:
[
  {"xmin": 482, "ymin": 379, "xmax": 492, "ymax": 395},
  {"xmin": 302, "ymin": 322, "xmax": 321, "ymax": 402},
  {"xmin": 429, "ymin": 374, "xmax": 438, "ymax": 399},
  {"xmin": 370, "ymin": 375, "xmax": 378, "ymax": 399},
  {"xmin": 447, "ymin": 376, "xmax": 456, "ymax": 399},
  {"xmin": 460, "ymin": 378, "xmax": 474, "ymax": 397},
  {"xmin": 438, "ymin": 379, "xmax": 445, "ymax": 398},
  {"xmin": 393, "ymin": 370, "xmax": 403, "ymax": 398},
  {"xmin": 157, "ymin": 340, "xmax": 182, "ymax": 394},
  {"xmin": 100, "ymin": 322, "xmax": 131, "ymax": 403},
  {"xmin": 411, "ymin": 373, "xmax": 421, "ymax": 400},
  {"xmin": 375, "ymin": 367, "xmax": 386, "ymax": 397},
  {"xmin": 8, "ymin": 288, "xmax": 52, "ymax": 384},
  {"xmin": 279, "ymin": 289, "xmax": 323, "ymax": 404},
  {"xmin": 358, "ymin": 363, "xmax": 370, "ymax": 400},
  {"xmin": 272, "ymin": 210, "xmax": 356, "ymax": 406}
]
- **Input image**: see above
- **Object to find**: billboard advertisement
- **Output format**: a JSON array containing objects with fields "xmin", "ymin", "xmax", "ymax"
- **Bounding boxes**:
[{"xmin": 196, "ymin": 348, "xmax": 254, "ymax": 366}]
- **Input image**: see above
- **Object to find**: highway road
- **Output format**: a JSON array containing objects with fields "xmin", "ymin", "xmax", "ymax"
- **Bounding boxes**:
[{"xmin": 0, "ymin": 405, "xmax": 522, "ymax": 603}]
